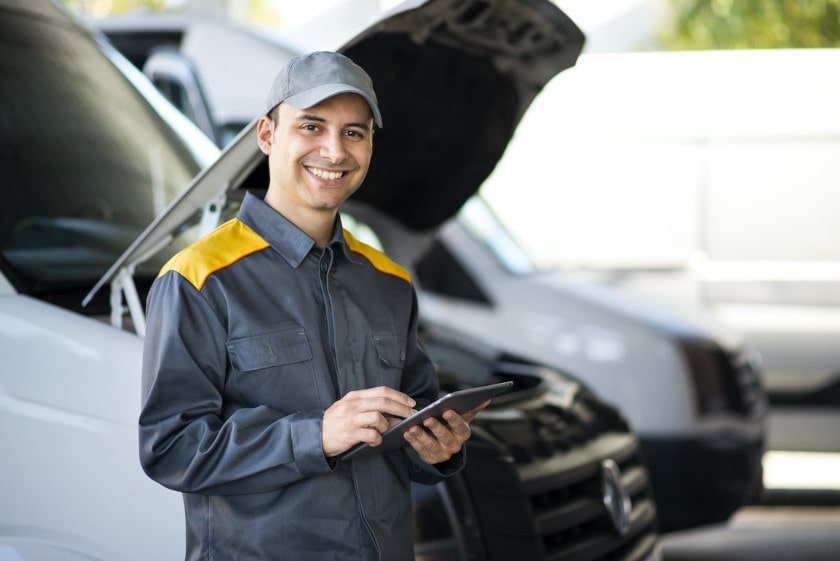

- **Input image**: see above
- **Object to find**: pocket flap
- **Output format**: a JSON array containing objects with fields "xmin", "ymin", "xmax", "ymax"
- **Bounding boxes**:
[
  {"xmin": 228, "ymin": 327, "xmax": 312, "ymax": 372},
  {"xmin": 373, "ymin": 334, "xmax": 406, "ymax": 368}
]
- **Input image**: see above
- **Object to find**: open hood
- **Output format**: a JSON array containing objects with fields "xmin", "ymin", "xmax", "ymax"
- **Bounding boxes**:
[
  {"xmin": 86, "ymin": 0, "xmax": 583, "ymax": 307},
  {"xmin": 340, "ymin": 0, "xmax": 584, "ymax": 229}
]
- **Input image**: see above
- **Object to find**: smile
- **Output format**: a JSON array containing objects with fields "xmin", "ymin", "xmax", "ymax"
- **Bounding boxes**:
[{"xmin": 307, "ymin": 167, "xmax": 345, "ymax": 180}]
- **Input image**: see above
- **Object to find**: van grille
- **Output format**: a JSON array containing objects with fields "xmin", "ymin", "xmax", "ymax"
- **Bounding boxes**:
[{"xmin": 462, "ymin": 392, "xmax": 658, "ymax": 561}]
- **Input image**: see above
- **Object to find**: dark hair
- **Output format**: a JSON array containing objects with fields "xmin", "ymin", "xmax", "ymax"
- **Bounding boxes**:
[{"xmin": 266, "ymin": 104, "xmax": 280, "ymax": 126}]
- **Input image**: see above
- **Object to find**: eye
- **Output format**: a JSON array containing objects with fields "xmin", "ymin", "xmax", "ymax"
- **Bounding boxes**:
[
  {"xmin": 301, "ymin": 123, "xmax": 321, "ymax": 132},
  {"xmin": 345, "ymin": 129, "xmax": 366, "ymax": 140}
]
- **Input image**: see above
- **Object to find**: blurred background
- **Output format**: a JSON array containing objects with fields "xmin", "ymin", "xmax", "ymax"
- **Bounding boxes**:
[
  {"xmin": 62, "ymin": 0, "xmax": 840, "ymax": 498},
  {"xmin": 59, "ymin": 0, "xmax": 840, "ymax": 52}
]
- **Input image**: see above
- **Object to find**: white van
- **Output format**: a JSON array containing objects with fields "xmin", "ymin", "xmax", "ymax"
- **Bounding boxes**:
[
  {"xmin": 478, "ymin": 48, "xmax": 840, "ymax": 452},
  {"xmin": 93, "ymin": 9, "xmax": 767, "ymax": 532},
  {"xmin": 0, "ymin": 2, "xmax": 218, "ymax": 559}
]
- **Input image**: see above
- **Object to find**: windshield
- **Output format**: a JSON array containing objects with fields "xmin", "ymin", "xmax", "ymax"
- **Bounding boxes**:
[
  {"xmin": 0, "ymin": 6, "xmax": 208, "ymax": 309},
  {"xmin": 457, "ymin": 197, "xmax": 536, "ymax": 275}
]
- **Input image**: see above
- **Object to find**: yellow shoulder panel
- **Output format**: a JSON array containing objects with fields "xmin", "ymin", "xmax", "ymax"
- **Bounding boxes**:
[
  {"xmin": 158, "ymin": 219, "xmax": 270, "ymax": 290},
  {"xmin": 343, "ymin": 229, "xmax": 412, "ymax": 284}
]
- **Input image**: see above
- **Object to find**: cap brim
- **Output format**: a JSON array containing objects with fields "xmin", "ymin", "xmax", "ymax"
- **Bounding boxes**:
[{"xmin": 285, "ymin": 84, "xmax": 383, "ymax": 127}]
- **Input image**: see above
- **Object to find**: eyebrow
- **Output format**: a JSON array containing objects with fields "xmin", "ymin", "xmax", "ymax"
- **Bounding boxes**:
[{"xmin": 297, "ymin": 113, "xmax": 372, "ymax": 131}]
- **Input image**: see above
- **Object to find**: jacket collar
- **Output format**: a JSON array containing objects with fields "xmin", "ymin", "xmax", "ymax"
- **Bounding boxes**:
[{"xmin": 238, "ymin": 191, "xmax": 361, "ymax": 267}]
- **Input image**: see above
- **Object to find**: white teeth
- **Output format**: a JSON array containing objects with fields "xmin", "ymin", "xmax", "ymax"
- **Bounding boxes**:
[{"xmin": 308, "ymin": 167, "xmax": 344, "ymax": 180}]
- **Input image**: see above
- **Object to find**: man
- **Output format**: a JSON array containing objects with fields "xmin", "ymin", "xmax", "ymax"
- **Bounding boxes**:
[{"xmin": 139, "ymin": 51, "xmax": 484, "ymax": 561}]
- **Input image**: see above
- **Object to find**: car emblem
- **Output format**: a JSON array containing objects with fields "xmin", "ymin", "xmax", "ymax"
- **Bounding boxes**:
[{"xmin": 601, "ymin": 459, "xmax": 632, "ymax": 536}]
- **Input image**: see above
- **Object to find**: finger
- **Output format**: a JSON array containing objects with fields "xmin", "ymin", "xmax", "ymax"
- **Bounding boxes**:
[
  {"xmin": 459, "ymin": 400, "xmax": 490, "ymax": 424},
  {"xmin": 424, "ymin": 419, "xmax": 461, "ymax": 451},
  {"xmin": 405, "ymin": 425, "xmax": 439, "ymax": 455},
  {"xmin": 415, "ymin": 421, "xmax": 458, "ymax": 454},
  {"xmin": 358, "ymin": 426, "xmax": 385, "ymax": 446},
  {"xmin": 405, "ymin": 425, "xmax": 457, "ymax": 464},
  {"xmin": 357, "ymin": 411, "xmax": 390, "ymax": 434},
  {"xmin": 345, "ymin": 386, "xmax": 416, "ymax": 408},
  {"xmin": 426, "ymin": 414, "xmax": 469, "ymax": 452},
  {"xmin": 345, "ymin": 394, "xmax": 417, "ymax": 421},
  {"xmin": 422, "ymin": 416, "xmax": 453, "ymax": 443},
  {"xmin": 434, "ymin": 410, "xmax": 469, "ymax": 438},
  {"xmin": 375, "ymin": 399, "xmax": 418, "ymax": 420},
  {"xmin": 323, "ymin": 417, "xmax": 384, "ymax": 457}
]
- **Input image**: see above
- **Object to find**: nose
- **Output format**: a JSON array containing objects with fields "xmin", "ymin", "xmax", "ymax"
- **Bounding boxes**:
[{"xmin": 320, "ymin": 131, "xmax": 346, "ymax": 163}]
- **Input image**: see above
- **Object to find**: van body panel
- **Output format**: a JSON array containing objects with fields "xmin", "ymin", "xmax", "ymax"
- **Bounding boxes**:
[{"xmin": 0, "ymin": 294, "xmax": 185, "ymax": 561}]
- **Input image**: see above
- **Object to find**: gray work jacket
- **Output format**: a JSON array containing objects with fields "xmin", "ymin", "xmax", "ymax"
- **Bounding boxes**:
[{"xmin": 139, "ymin": 192, "xmax": 463, "ymax": 561}]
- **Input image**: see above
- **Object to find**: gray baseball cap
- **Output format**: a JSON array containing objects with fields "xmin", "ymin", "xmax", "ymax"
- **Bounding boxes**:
[{"xmin": 264, "ymin": 51, "xmax": 382, "ymax": 127}]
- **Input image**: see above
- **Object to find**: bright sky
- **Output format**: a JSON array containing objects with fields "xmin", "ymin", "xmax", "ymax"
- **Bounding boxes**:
[{"xmin": 268, "ymin": 0, "xmax": 398, "ymax": 27}]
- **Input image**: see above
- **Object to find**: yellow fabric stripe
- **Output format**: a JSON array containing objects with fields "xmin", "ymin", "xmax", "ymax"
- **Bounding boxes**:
[
  {"xmin": 343, "ymin": 229, "xmax": 412, "ymax": 284},
  {"xmin": 158, "ymin": 219, "xmax": 270, "ymax": 290}
]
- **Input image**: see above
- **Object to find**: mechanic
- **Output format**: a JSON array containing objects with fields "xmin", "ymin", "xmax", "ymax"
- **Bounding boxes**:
[{"xmin": 138, "ymin": 51, "xmax": 485, "ymax": 561}]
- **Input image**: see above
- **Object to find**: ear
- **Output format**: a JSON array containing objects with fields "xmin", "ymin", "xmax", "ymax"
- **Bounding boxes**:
[{"xmin": 257, "ymin": 116, "xmax": 274, "ymax": 155}]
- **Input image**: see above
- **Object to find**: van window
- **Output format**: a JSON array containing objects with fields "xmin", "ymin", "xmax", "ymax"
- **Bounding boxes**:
[
  {"xmin": 458, "ymin": 197, "xmax": 536, "ymax": 275},
  {"xmin": 0, "ymin": 9, "xmax": 205, "ymax": 310}
]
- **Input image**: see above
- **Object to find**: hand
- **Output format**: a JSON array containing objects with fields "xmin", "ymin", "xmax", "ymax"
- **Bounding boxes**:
[
  {"xmin": 403, "ymin": 400, "xmax": 490, "ymax": 465},
  {"xmin": 322, "ymin": 386, "xmax": 417, "ymax": 457}
]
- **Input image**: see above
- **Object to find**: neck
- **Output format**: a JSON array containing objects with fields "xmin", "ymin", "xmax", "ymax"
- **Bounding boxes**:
[
  {"xmin": 308, "ymin": 215, "xmax": 336, "ymax": 248},
  {"xmin": 264, "ymin": 192, "xmax": 337, "ymax": 247}
]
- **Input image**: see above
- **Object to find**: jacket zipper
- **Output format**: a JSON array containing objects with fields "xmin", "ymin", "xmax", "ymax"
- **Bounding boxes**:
[
  {"xmin": 351, "ymin": 467, "xmax": 383, "ymax": 559},
  {"xmin": 319, "ymin": 247, "xmax": 340, "ymax": 396},
  {"xmin": 322, "ymin": 247, "xmax": 382, "ymax": 558}
]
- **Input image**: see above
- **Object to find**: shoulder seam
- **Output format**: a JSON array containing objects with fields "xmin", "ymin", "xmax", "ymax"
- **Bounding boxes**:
[
  {"xmin": 158, "ymin": 219, "xmax": 270, "ymax": 290},
  {"xmin": 343, "ymin": 229, "xmax": 411, "ymax": 284}
]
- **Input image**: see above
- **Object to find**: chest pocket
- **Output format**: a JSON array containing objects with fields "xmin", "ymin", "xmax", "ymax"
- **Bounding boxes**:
[
  {"xmin": 227, "ymin": 327, "xmax": 317, "ymax": 410},
  {"xmin": 373, "ymin": 334, "xmax": 406, "ymax": 388}
]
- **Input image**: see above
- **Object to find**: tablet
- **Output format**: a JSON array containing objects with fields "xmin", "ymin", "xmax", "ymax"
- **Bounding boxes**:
[{"xmin": 342, "ymin": 380, "xmax": 514, "ymax": 460}]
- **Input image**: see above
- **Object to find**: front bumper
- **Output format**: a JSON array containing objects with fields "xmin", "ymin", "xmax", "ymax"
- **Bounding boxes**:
[{"xmin": 640, "ymin": 434, "xmax": 765, "ymax": 532}]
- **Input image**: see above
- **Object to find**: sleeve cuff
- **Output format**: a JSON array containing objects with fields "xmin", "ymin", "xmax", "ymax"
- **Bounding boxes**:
[{"xmin": 291, "ymin": 412, "xmax": 333, "ymax": 475}]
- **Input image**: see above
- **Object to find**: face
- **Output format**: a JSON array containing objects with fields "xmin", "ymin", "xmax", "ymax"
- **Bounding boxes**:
[{"xmin": 257, "ymin": 93, "xmax": 374, "ymax": 219}]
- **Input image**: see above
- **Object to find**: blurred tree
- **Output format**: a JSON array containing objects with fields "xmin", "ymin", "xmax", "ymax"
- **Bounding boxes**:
[
  {"xmin": 660, "ymin": 0, "xmax": 840, "ymax": 49},
  {"xmin": 61, "ymin": 0, "xmax": 280, "ymax": 22}
]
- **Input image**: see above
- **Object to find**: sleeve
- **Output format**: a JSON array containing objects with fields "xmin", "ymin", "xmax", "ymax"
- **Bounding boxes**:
[
  {"xmin": 138, "ymin": 271, "xmax": 332, "ymax": 496},
  {"xmin": 397, "ymin": 287, "xmax": 466, "ymax": 482}
]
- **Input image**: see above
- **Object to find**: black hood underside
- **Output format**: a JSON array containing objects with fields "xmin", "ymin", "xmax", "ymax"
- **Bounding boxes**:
[{"xmin": 340, "ymin": 0, "xmax": 584, "ymax": 231}]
